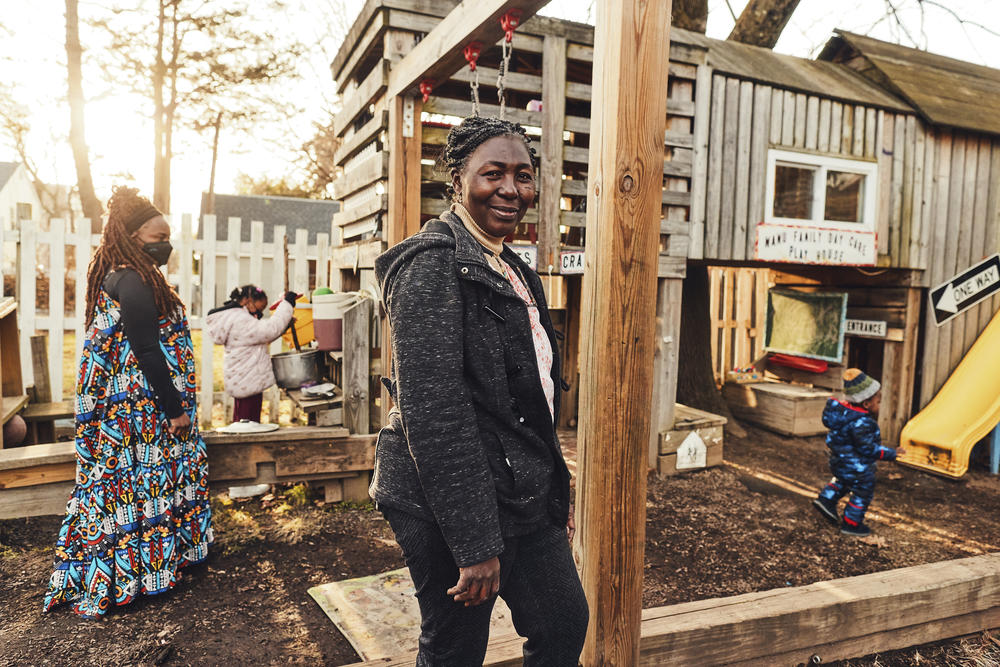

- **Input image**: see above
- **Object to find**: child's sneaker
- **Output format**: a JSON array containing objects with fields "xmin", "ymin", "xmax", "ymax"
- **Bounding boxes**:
[
  {"xmin": 812, "ymin": 497, "xmax": 839, "ymax": 525},
  {"xmin": 840, "ymin": 520, "xmax": 871, "ymax": 537}
]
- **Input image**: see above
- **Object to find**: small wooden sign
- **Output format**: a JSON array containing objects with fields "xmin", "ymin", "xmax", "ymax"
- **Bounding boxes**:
[
  {"xmin": 675, "ymin": 431, "xmax": 707, "ymax": 470},
  {"xmin": 560, "ymin": 250, "xmax": 585, "ymax": 275},
  {"xmin": 845, "ymin": 319, "xmax": 888, "ymax": 339},
  {"xmin": 510, "ymin": 245, "xmax": 537, "ymax": 271},
  {"xmin": 755, "ymin": 223, "xmax": 877, "ymax": 266}
]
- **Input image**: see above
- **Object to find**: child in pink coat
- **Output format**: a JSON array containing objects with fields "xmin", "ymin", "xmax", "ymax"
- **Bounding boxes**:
[{"xmin": 205, "ymin": 285, "xmax": 297, "ymax": 422}]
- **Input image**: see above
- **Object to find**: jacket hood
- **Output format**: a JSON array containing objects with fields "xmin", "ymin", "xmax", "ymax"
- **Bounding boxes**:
[
  {"xmin": 375, "ymin": 227, "xmax": 454, "ymax": 304},
  {"xmin": 822, "ymin": 398, "xmax": 868, "ymax": 430},
  {"xmin": 204, "ymin": 305, "xmax": 245, "ymax": 346},
  {"xmin": 377, "ymin": 211, "xmax": 501, "ymax": 302}
]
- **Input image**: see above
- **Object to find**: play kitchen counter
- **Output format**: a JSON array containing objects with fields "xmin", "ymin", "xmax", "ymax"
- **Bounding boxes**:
[{"xmin": 0, "ymin": 426, "xmax": 378, "ymax": 518}]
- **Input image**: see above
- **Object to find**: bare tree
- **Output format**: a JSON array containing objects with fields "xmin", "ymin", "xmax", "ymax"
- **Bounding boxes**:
[
  {"xmin": 88, "ymin": 0, "xmax": 304, "ymax": 212},
  {"xmin": 0, "ymin": 89, "xmax": 61, "ymax": 220},
  {"xmin": 65, "ymin": 0, "xmax": 103, "ymax": 230},
  {"xmin": 728, "ymin": 0, "xmax": 803, "ymax": 48}
]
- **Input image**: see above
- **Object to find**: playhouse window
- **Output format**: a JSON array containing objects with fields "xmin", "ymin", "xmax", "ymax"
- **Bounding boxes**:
[{"xmin": 765, "ymin": 150, "xmax": 877, "ymax": 230}]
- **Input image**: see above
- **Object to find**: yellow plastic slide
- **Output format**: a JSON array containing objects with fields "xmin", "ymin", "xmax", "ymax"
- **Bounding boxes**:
[{"xmin": 899, "ymin": 306, "xmax": 1000, "ymax": 478}]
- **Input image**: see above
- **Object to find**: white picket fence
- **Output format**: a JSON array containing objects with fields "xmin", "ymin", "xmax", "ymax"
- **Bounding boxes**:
[{"xmin": 1, "ymin": 215, "xmax": 334, "ymax": 422}]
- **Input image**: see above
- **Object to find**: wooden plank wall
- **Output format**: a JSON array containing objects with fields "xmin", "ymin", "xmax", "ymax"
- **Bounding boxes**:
[
  {"xmin": 917, "ymin": 130, "xmax": 1000, "ymax": 407},
  {"xmin": 690, "ymin": 75, "xmax": 930, "ymax": 270},
  {"xmin": 329, "ymin": 0, "xmax": 705, "ymax": 280}
]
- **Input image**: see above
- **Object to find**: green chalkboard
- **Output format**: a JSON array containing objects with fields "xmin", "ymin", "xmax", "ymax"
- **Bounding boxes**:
[{"xmin": 764, "ymin": 289, "xmax": 848, "ymax": 362}]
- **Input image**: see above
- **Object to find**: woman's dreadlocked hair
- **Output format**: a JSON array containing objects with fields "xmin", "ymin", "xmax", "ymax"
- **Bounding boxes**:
[
  {"xmin": 437, "ymin": 116, "xmax": 538, "ymax": 201},
  {"xmin": 84, "ymin": 186, "xmax": 184, "ymax": 327}
]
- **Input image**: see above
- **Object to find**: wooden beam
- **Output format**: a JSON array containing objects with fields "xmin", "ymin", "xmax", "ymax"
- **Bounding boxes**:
[
  {"xmin": 538, "ymin": 34, "xmax": 567, "ymax": 273},
  {"xmin": 575, "ymin": 0, "xmax": 673, "ymax": 663},
  {"xmin": 384, "ymin": 0, "xmax": 551, "ymax": 101},
  {"xmin": 344, "ymin": 298, "xmax": 373, "ymax": 435},
  {"xmin": 347, "ymin": 552, "xmax": 1000, "ymax": 666}
]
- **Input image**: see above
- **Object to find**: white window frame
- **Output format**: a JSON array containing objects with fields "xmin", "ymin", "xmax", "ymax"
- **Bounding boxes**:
[{"xmin": 764, "ymin": 149, "xmax": 878, "ymax": 232}]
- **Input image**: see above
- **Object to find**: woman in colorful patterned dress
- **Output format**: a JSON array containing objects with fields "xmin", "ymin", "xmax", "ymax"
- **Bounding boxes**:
[{"xmin": 43, "ymin": 186, "xmax": 212, "ymax": 617}]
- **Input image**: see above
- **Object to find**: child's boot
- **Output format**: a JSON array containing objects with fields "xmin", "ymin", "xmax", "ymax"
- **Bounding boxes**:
[
  {"xmin": 812, "ymin": 497, "xmax": 839, "ymax": 525},
  {"xmin": 840, "ymin": 519, "xmax": 871, "ymax": 537}
]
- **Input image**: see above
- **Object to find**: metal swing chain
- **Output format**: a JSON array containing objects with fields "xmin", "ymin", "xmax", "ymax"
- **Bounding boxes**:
[
  {"xmin": 471, "ymin": 65, "xmax": 481, "ymax": 116},
  {"xmin": 497, "ymin": 38, "xmax": 512, "ymax": 119}
]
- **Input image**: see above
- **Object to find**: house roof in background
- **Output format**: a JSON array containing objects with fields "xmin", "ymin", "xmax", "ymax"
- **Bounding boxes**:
[
  {"xmin": 0, "ymin": 162, "xmax": 20, "ymax": 191},
  {"xmin": 198, "ymin": 193, "xmax": 340, "ymax": 243},
  {"xmin": 677, "ymin": 29, "xmax": 911, "ymax": 112},
  {"xmin": 820, "ymin": 31, "xmax": 1000, "ymax": 136}
]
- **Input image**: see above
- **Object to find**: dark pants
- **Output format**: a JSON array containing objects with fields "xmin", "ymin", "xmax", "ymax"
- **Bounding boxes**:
[
  {"xmin": 232, "ymin": 393, "xmax": 263, "ymax": 422},
  {"xmin": 383, "ymin": 508, "xmax": 589, "ymax": 666},
  {"xmin": 818, "ymin": 471, "xmax": 876, "ymax": 526}
]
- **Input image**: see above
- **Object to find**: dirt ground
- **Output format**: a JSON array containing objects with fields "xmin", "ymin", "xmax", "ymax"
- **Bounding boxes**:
[{"xmin": 3, "ymin": 424, "xmax": 1000, "ymax": 666}]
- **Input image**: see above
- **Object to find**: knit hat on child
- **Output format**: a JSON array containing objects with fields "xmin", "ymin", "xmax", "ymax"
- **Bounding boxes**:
[{"xmin": 843, "ymin": 368, "xmax": 880, "ymax": 403}]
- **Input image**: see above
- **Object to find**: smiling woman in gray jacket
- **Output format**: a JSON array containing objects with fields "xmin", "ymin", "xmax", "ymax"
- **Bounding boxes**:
[{"xmin": 373, "ymin": 116, "xmax": 588, "ymax": 666}]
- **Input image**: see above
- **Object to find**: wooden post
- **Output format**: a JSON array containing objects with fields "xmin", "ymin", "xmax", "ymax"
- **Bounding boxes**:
[
  {"xmin": 576, "ymin": 0, "xmax": 673, "ymax": 663},
  {"xmin": 344, "ymin": 298, "xmax": 372, "ymax": 435},
  {"xmin": 29, "ymin": 334, "xmax": 54, "ymax": 444},
  {"xmin": 382, "ymin": 26, "xmax": 425, "ymax": 425},
  {"xmin": 539, "ymin": 34, "xmax": 567, "ymax": 274}
]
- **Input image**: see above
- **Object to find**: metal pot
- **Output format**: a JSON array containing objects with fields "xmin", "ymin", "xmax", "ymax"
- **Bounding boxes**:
[{"xmin": 271, "ymin": 349, "xmax": 324, "ymax": 389}]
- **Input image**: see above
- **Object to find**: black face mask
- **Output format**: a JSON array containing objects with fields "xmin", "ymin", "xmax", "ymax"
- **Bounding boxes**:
[{"xmin": 143, "ymin": 241, "xmax": 173, "ymax": 266}]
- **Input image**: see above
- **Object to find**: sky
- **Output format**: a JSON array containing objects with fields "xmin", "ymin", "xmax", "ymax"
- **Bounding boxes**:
[{"xmin": 2, "ymin": 0, "xmax": 999, "ymax": 222}]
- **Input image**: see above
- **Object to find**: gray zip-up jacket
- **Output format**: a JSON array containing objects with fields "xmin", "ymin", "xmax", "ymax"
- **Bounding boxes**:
[{"xmin": 372, "ymin": 211, "xmax": 571, "ymax": 567}]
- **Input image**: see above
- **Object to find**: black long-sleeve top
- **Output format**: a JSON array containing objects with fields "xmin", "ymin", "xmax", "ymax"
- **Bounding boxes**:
[{"xmin": 104, "ymin": 269, "xmax": 185, "ymax": 418}]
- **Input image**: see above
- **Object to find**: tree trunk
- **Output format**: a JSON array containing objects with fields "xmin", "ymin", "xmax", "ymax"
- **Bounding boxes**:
[
  {"xmin": 672, "ymin": 0, "xmax": 708, "ymax": 33},
  {"xmin": 676, "ymin": 265, "xmax": 746, "ymax": 437},
  {"xmin": 152, "ymin": 0, "xmax": 167, "ymax": 211},
  {"xmin": 64, "ymin": 0, "xmax": 103, "ymax": 231},
  {"xmin": 205, "ymin": 111, "xmax": 222, "ymax": 215},
  {"xmin": 728, "ymin": 0, "xmax": 802, "ymax": 49}
]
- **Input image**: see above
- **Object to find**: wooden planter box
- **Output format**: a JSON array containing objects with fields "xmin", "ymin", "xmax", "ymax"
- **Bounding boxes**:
[
  {"xmin": 657, "ymin": 404, "xmax": 726, "ymax": 476},
  {"xmin": 723, "ymin": 381, "xmax": 829, "ymax": 436}
]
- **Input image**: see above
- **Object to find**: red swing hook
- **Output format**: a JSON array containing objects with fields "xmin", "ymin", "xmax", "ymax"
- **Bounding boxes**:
[
  {"xmin": 500, "ymin": 9, "xmax": 522, "ymax": 43},
  {"xmin": 463, "ymin": 42, "xmax": 482, "ymax": 71},
  {"xmin": 419, "ymin": 79, "xmax": 434, "ymax": 103}
]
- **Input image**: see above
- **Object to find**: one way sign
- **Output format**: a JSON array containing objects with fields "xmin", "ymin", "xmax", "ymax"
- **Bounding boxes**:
[{"xmin": 931, "ymin": 254, "xmax": 1000, "ymax": 326}]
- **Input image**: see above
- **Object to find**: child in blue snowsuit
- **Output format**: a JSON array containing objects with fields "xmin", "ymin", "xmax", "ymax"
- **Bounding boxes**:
[{"xmin": 812, "ymin": 368, "xmax": 905, "ymax": 537}]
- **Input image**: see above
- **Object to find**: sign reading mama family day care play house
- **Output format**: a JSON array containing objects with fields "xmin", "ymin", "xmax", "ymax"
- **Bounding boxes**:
[{"xmin": 756, "ymin": 223, "xmax": 877, "ymax": 266}]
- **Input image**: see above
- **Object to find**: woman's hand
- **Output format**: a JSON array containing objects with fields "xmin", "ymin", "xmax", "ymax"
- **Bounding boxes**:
[
  {"xmin": 567, "ymin": 504, "xmax": 576, "ymax": 542},
  {"xmin": 167, "ymin": 413, "xmax": 191, "ymax": 436},
  {"xmin": 447, "ymin": 556, "xmax": 500, "ymax": 607}
]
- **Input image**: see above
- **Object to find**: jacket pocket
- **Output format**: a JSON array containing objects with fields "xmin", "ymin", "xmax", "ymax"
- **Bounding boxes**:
[{"xmin": 483, "ymin": 431, "xmax": 517, "ymax": 496}]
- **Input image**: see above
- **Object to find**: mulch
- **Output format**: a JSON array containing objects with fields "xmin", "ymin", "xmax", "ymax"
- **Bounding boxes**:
[{"xmin": 2, "ymin": 423, "xmax": 999, "ymax": 666}]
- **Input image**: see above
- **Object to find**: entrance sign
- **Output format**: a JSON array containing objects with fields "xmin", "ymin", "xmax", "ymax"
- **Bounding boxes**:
[
  {"xmin": 846, "ymin": 319, "xmax": 888, "ymax": 339},
  {"xmin": 510, "ymin": 245, "xmax": 537, "ymax": 271},
  {"xmin": 755, "ymin": 223, "xmax": 877, "ymax": 266},
  {"xmin": 931, "ymin": 254, "xmax": 1000, "ymax": 326},
  {"xmin": 560, "ymin": 250, "xmax": 585, "ymax": 275}
]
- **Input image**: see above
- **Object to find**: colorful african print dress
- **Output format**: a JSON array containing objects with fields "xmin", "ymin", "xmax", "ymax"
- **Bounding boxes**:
[{"xmin": 43, "ymin": 289, "xmax": 212, "ymax": 617}]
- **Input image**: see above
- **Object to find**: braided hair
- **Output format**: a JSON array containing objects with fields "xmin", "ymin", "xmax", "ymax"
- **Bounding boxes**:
[
  {"xmin": 84, "ymin": 186, "xmax": 184, "ymax": 327},
  {"xmin": 437, "ymin": 115, "xmax": 538, "ymax": 200},
  {"xmin": 227, "ymin": 285, "xmax": 267, "ymax": 305}
]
